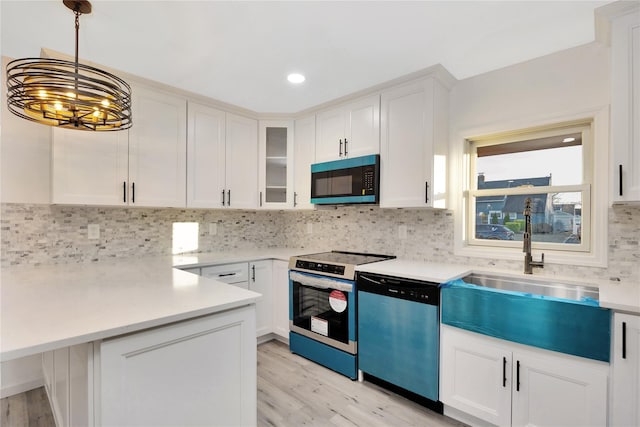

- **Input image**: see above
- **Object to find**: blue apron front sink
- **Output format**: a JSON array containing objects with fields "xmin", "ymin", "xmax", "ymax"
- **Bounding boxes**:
[{"xmin": 441, "ymin": 274, "xmax": 611, "ymax": 362}]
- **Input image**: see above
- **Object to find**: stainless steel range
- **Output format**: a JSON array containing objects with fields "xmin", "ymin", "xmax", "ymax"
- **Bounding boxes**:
[{"xmin": 288, "ymin": 251, "xmax": 395, "ymax": 379}]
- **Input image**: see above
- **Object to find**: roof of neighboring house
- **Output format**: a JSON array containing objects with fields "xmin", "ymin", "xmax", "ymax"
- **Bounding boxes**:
[
  {"xmin": 503, "ymin": 194, "xmax": 547, "ymax": 213},
  {"xmin": 478, "ymin": 176, "xmax": 551, "ymax": 190},
  {"xmin": 477, "ymin": 176, "xmax": 551, "ymax": 210}
]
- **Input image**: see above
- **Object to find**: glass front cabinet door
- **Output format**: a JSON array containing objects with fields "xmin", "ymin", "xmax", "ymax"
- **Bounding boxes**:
[{"xmin": 259, "ymin": 120, "xmax": 294, "ymax": 209}]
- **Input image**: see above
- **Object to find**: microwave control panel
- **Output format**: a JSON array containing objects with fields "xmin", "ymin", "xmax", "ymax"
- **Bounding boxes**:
[{"xmin": 362, "ymin": 165, "xmax": 376, "ymax": 194}]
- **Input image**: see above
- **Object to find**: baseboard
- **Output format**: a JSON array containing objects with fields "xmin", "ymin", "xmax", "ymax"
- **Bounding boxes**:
[
  {"xmin": 0, "ymin": 378, "xmax": 45, "ymax": 398},
  {"xmin": 257, "ymin": 333, "xmax": 289, "ymax": 346}
]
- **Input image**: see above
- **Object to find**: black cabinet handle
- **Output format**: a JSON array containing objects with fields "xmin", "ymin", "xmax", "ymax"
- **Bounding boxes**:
[
  {"xmin": 123, "ymin": 181, "xmax": 127, "ymax": 203},
  {"xmin": 344, "ymin": 138, "xmax": 348, "ymax": 156},
  {"xmin": 227, "ymin": 189, "xmax": 231, "ymax": 206},
  {"xmin": 294, "ymin": 192, "xmax": 298, "ymax": 207},
  {"xmin": 503, "ymin": 357, "xmax": 507, "ymax": 387},
  {"xmin": 516, "ymin": 360, "xmax": 520, "ymax": 391},
  {"xmin": 132, "ymin": 182, "xmax": 135, "ymax": 204},
  {"xmin": 260, "ymin": 191, "xmax": 263, "ymax": 207},
  {"xmin": 339, "ymin": 139, "xmax": 343, "ymax": 156},
  {"xmin": 218, "ymin": 272, "xmax": 236, "ymax": 277},
  {"xmin": 222, "ymin": 189, "xmax": 226, "ymax": 206},
  {"xmin": 251, "ymin": 265, "xmax": 256, "ymax": 282},
  {"xmin": 425, "ymin": 181, "xmax": 430, "ymax": 204},
  {"xmin": 619, "ymin": 164, "xmax": 624, "ymax": 196},
  {"xmin": 623, "ymin": 321, "xmax": 627, "ymax": 359}
]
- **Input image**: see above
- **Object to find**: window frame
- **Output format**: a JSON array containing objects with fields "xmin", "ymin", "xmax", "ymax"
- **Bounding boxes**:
[{"xmin": 465, "ymin": 120, "xmax": 593, "ymax": 253}]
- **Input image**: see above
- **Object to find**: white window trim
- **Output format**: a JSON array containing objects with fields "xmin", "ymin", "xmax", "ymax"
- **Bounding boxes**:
[{"xmin": 451, "ymin": 107, "xmax": 609, "ymax": 268}]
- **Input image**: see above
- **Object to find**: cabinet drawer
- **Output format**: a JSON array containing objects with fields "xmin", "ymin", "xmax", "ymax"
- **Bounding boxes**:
[{"xmin": 201, "ymin": 263, "xmax": 248, "ymax": 284}]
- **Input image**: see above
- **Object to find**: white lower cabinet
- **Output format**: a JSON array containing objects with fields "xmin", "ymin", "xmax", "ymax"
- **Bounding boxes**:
[
  {"xmin": 441, "ymin": 325, "xmax": 609, "ymax": 427},
  {"xmin": 611, "ymin": 312, "xmax": 640, "ymax": 426},
  {"xmin": 250, "ymin": 260, "xmax": 272, "ymax": 337},
  {"xmin": 99, "ymin": 306, "xmax": 256, "ymax": 427},
  {"xmin": 44, "ymin": 306, "xmax": 257, "ymax": 427},
  {"xmin": 271, "ymin": 260, "xmax": 290, "ymax": 340}
]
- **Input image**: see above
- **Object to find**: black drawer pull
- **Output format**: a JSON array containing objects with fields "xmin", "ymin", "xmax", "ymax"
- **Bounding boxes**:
[
  {"xmin": 619, "ymin": 164, "xmax": 624, "ymax": 196},
  {"xmin": 623, "ymin": 321, "xmax": 627, "ymax": 359},
  {"xmin": 516, "ymin": 360, "xmax": 520, "ymax": 391},
  {"xmin": 503, "ymin": 356, "xmax": 507, "ymax": 387}
]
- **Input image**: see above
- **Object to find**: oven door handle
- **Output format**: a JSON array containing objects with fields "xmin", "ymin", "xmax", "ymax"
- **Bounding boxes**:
[{"xmin": 290, "ymin": 271, "xmax": 353, "ymax": 292}]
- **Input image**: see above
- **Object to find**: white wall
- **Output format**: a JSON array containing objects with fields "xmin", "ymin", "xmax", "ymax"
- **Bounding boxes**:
[
  {"xmin": 448, "ymin": 41, "xmax": 611, "ymax": 267},
  {"xmin": 1, "ymin": 56, "xmax": 51, "ymax": 204}
]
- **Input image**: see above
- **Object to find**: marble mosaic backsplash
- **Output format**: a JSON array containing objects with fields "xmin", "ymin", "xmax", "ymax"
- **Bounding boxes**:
[{"xmin": 1, "ymin": 203, "xmax": 638, "ymax": 285}]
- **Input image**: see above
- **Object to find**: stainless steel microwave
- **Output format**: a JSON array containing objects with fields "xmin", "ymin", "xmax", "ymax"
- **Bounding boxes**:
[{"xmin": 310, "ymin": 154, "xmax": 380, "ymax": 204}]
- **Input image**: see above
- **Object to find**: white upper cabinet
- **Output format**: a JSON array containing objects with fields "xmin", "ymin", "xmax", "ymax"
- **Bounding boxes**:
[
  {"xmin": 128, "ymin": 85, "xmax": 187, "ymax": 208},
  {"xmin": 52, "ymin": 83, "xmax": 187, "ymax": 208},
  {"xmin": 225, "ymin": 113, "xmax": 259, "ymax": 209},
  {"xmin": 610, "ymin": 5, "xmax": 640, "ymax": 203},
  {"xmin": 52, "ymin": 128, "xmax": 129, "ymax": 205},
  {"xmin": 186, "ymin": 105, "xmax": 258, "ymax": 209},
  {"xmin": 293, "ymin": 115, "xmax": 315, "ymax": 209},
  {"xmin": 380, "ymin": 78, "xmax": 448, "ymax": 208},
  {"xmin": 187, "ymin": 102, "xmax": 226, "ymax": 208},
  {"xmin": 258, "ymin": 120, "xmax": 294, "ymax": 209},
  {"xmin": 315, "ymin": 94, "xmax": 380, "ymax": 162}
]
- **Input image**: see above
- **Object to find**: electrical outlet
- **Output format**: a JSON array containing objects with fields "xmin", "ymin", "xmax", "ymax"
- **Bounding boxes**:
[
  {"xmin": 306, "ymin": 222, "xmax": 313, "ymax": 234},
  {"xmin": 209, "ymin": 223, "xmax": 218, "ymax": 235},
  {"xmin": 88, "ymin": 224, "xmax": 100, "ymax": 240},
  {"xmin": 398, "ymin": 225, "xmax": 407, "ymax": 240}
]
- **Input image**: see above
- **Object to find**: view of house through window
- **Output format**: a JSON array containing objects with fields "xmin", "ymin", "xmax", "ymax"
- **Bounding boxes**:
[{"xmin": 468, "ymin": 122, "xmax": 591, "ymax": 251}]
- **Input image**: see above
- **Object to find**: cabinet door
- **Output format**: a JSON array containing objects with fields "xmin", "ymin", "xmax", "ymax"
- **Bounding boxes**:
[
  {"xmin": 512, "ymin": 350, "xmax": 608, "ymax": 427},
  {"xmin": 380, "ymin": 78, "xmax": 448, "ymax": 208},
  {"xmin": 250, "ymin": 260, "xmax": 273, "ymax": 337},
  {"xmin": 187, "ymin": 102, "xmax": 226, "ymax": 208},
  {"xmin": 315, "ymin": 106, "xmax": 346, "ymax": 162},
  {"xmin": 293, "ymin": 115, "xmax": 315, "ymax": 209},
  {"xmin": 259, "ymin": 120, "xmax": 293, "ymax": 209},
  {"xmin": 271, "ymin": 260, "xmax": 290, "ymax": 339},
  {"xmin": 440, "ymin": 325, "xmax": 511, "ymax": 426},
  {"xmin": 128, "ymin": 85, "xmax": 187, "ymax": 207},
  {"xmin": 100, "ymin": 306, "xmax": 257, "ymax": 427},
  {"xmin": 52, "ymin": 127, "xmax": 128, "ymax": 205},
  {"xmin": 226, "ymin": 113, "xmax": 258, "ymax": 209},
  {"xmin": 345, "ymin": 94, "xmax": 380, "ymax": 158},
  {"xmin": 611, "ymin": 9, "xmax": 640, "ymax": 202},
  {"xmin": 611, "ymin": 313, "xmax": 640, "ymax": 426}
]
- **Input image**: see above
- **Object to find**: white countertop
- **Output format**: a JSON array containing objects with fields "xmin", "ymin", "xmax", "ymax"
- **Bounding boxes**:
[
  {"xmin": 356, "ymin": 259, "xmax": 471, "ymax": 283},
  {"xmin": 3, "ymin": 248, "xmax": 638, "ymax": 362},
  {"xmin": 1, "ymin": 248, "xmax": 316, "ymax": 362}
]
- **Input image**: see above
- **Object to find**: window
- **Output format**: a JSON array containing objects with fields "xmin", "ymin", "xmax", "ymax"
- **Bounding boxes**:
[{"xmin": 467, "ymin": 121, "xmax": 591, "ymax": 252}]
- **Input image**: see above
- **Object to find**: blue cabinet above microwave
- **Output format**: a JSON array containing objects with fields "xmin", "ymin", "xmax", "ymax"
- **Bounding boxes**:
[{"xmin": 310, "ymin": 155, "xmax": 380, "ymax": 205}]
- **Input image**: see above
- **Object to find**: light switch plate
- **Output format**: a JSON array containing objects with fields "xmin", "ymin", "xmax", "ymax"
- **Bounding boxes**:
[
  {"xmin": 209, "ymin": 223, "xmax": 218, "ymax": 235},
  {"xmin": 306, "ymin": 222, "xmax": 313, "ymax": 234},
  {"xmin": 88, "ymin": 224, "xmax": 100, "ymax": 240}
]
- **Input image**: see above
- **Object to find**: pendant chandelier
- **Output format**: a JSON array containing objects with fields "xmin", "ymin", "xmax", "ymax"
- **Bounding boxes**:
[{"xmin": 5, "ymin": 0, "xmax": 132, "ymax": 131}]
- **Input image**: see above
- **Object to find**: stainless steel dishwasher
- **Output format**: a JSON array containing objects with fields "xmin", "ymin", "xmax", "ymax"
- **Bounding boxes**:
[{"xmin": 357, "ymin": 272, "xmax": 442, "ymax": 413}]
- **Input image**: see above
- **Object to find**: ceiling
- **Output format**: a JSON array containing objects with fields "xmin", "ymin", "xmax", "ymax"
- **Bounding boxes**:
[{"xmin": 1, "ymin": 1, "xmax": 609, "ymax": 114}]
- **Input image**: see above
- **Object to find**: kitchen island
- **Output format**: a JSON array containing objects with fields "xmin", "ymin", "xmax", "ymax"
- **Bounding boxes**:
[{"xmin": 1, "ymin": 257, "xmax": 262, "ymax": 426}]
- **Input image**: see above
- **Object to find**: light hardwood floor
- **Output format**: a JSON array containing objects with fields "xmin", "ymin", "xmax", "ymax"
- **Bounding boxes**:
[
  {"xmin": 1, "ymin": 340, "xmax": 465, "ymax": 427},
  {"xmin": 258, "ymin": 340, "xmax": 465, "ymax": 427},
  {"xmin": 1, "ymin": 387, "xmax": 54, "ymax": 427}
]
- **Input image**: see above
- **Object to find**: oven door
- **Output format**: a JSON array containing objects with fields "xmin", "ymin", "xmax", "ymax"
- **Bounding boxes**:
[{"xmin": 289, "ymin": 270, "xmax": 357, "ymax": 354}]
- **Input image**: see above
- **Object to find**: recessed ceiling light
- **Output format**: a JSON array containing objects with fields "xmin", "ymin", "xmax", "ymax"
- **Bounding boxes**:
[
  {"xmin": 562, "ymin": 137, "xmax": 576, "ymax": 143},
  {"xmin": 287, "ymin": 73, "xmax": 305, "ymax": 84}
]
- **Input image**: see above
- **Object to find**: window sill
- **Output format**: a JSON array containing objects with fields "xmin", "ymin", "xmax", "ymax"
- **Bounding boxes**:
[{"xmin": 454, "ymin": 242, "xmax": 607, "ymax": 269}]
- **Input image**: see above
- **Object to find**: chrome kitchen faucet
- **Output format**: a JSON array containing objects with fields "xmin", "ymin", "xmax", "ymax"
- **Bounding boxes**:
[{"xmin": 523, "ymin": 197, "xmax": 544, "ymax": 274}]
